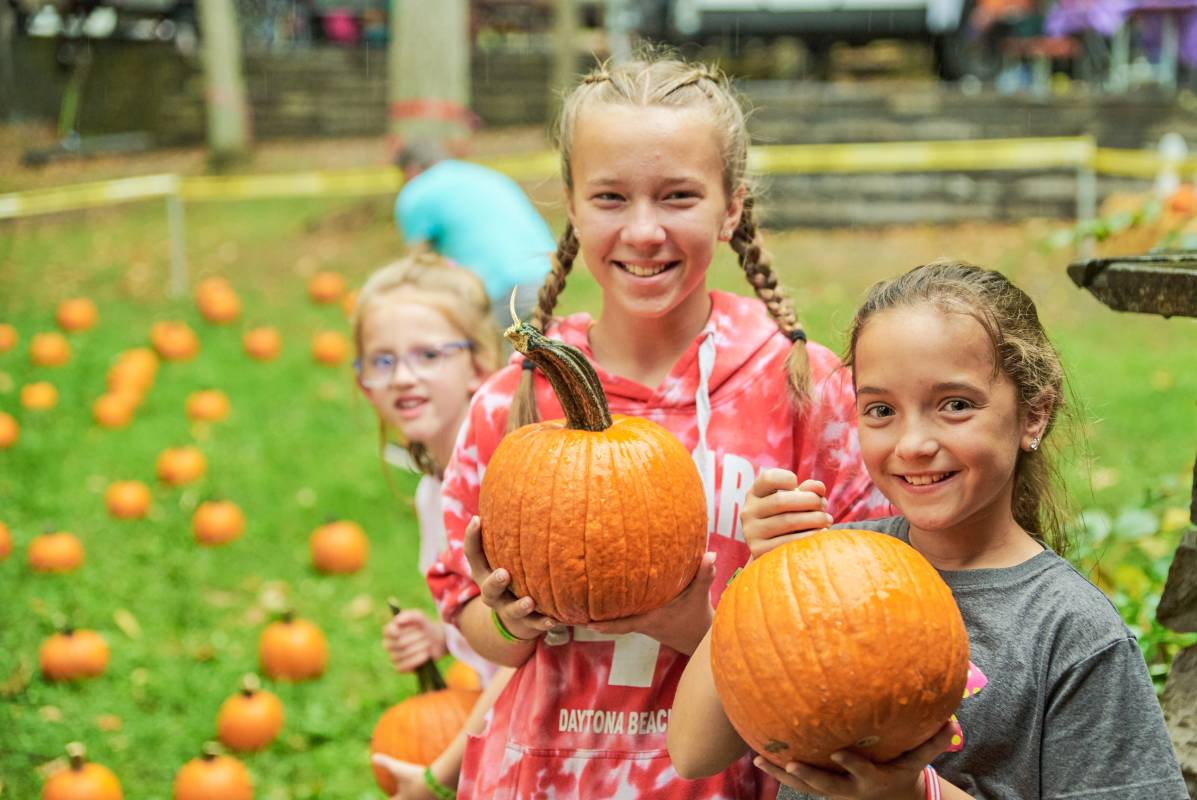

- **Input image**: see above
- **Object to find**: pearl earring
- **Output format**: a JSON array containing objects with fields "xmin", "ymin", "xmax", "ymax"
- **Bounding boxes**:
[{"xmin": 1028, "ymin": 437, "xmax": 1040, "ymax": 452}]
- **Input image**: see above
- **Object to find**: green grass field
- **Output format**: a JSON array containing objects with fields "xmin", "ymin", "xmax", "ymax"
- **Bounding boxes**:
[{"xmin": 1, "ymin": 194, "xmax": 1195, "ymax": 798}]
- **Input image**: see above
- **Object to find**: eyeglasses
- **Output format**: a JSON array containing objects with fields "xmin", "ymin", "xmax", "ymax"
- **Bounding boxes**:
[{"xmin": 354, "ymin": 341, "xmax": 473, "ymax": 388}]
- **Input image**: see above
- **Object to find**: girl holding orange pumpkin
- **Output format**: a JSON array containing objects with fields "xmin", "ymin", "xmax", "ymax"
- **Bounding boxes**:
[
  {"xmin": 670, "ymin": 261, "xmax": 1188, "ymax": 800},
  {"xmin": 351, "ymin": 252, "xmax": 511, "ymax": 799},
  {"xmin": 426, "ymin": 53, "xmax": 889, "ymax": 799}
]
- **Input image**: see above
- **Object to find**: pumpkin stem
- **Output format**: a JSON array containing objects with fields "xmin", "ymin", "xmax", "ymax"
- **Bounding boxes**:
[
  {"xmin": 66, "ymin": 742, "xmax": 86, "ymax": 771},
  {"xmin": 503, "ymin": 321, "xmax": 612, "ymax": 432},
  {"xmin": 241, "ymin": 673, "xmax": 260, "ymax": 696},
  {"xmin": 387, "ymin": 598, "xmax": 446, "ymax": 692},
  {"xmin": 201, "ymin": 742, "xmax": 223, "ymax": 761}
]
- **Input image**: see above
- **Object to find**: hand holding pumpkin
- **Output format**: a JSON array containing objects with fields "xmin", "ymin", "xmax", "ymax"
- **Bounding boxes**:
[
  {"xmin": 751, "ymin": 719, "xmax": 958, "ymax": 800},
  {"xmin": 383, "ymin": 610, "xmax": 448, "ymax": 673},
  {"xmin": 741, "ymin": 470, "xmax": 833, "ymax": 560},
  {"xmin": 370, "ymin": 753, "xmax": 440, "ymax": 800},
  {"xmin": 463, "ymin": 516, "xmax": 558, "ymax": 641},
  {"xmin": 587, "ymin": 551, "xmax": 718, "ymax": 655}
]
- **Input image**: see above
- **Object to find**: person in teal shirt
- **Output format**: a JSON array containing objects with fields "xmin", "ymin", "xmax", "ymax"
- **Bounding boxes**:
[{"xmin": 395, "ymin": 140, "xmax": 554, "ymax": 328}]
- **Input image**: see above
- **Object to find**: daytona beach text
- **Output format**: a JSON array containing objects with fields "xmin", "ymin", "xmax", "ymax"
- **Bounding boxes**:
[{"xmin": 558, "ymin": 708, "xmax": 672, "ymax": 735}]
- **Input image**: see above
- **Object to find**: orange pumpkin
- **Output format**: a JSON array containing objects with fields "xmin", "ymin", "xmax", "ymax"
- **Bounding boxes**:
[
  {"xmin": 0, "ymin": 520, "xmax": 10, "ymax": 560},
  {"xmin": 307, "ymin": 271, "xmax": 345, "ymax": 304},
  {"xmin": 193, "ymin": 501, "xmax": 245, "ymax": 546},
  {"xmin": 40, "ymin": 628, "xmax": 110, "ymax": 681},
  {"xmin": 444, "ymin": 660, "xmax": 481, "ymax": 691},
  {"xmin": 56, "ymin": 298, "xmax": 99, "ymax": 333},
  {"xmin": 310, "ymin": 331, "xmax": 349, "ymax": 365},
  {"xmin": 21, "ymin": 381, "xmax": 58, "ymax": 411},
  {"xmin": 43, "ymin": 743, "xmax": 123, "ymax": 800},
  {"xmin": 0, "ymin": 322, "xmax": 17, "ymax": 353},
  {"xmin": 259, "ymin": 613, "xmax": 327, "ymax": 681},
  {"xmin": 197, "ymin": 286, "xmax": 241, "ymax": 325},
  {"xmin": 28, "ymin": 531, "xmax": 84, "ymax": 573},
  {"xmin": 186, "ymin": 390, "xmax": 231, "ymax": 423},
  {"xmin": 105, "ymin": 481, "xmax": 152, "ymax": 520},
  {"xmin": 150, "ymin": 321, "xmax": 200, "ymax": 361},
  {"xmin": 108, "ymin": 348, "xmax": 158, "ymax": 396},
  {"xmin": 156, "ymin": 446, "xmax": 207, "ymax": 486},
  {"xmin": 309, "ymin": 520, "xmax": 368, "ymax": 574},
  {"xmin": 370, "ymin": 658, "xmax": 479, "ymax": 794},
  {"xmin": 242, "ymin": 327, "xmax": 281, "ymax": 362},
  {"xmin": 30, "ymin": 331, "xmax": 71, "ymax": 367},
  {"xmin": 216, "ymin": 675, "xmax": 284, "ymax": 752},
  {"xmin": 0, "ymin": 412, "xmax": 18, "ymax": 448},
  {"xmin": 93, "ymin": 393, "xmax": 136, "ymax": 429},
  {"xmin": 479, "ymin": 321, "xmax": 707, "ymax": 625},
  {"xmin": 710, "ymin": 529, "xmax": 970, "ymax": 770},
  {"xmin": 173, "ymin": 746, "xmax": 253, "ymax": 800},
  {"xmin": 196, "ymin": 276, "xmax": 232, "ymax": 298}
]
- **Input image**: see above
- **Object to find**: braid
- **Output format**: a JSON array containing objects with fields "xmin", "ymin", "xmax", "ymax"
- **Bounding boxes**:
[
  {"xmin": 508, "ymin": 222, "xmax": 580, "ymax": 431},
  {"xmin": 729, "ymin": 194, "xmax": 812, "ymax": 401}
]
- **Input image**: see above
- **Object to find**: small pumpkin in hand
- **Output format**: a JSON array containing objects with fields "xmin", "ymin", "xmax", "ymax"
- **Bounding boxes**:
[
  {"xmin": 309, "ymin": 519, "xmax": 368, "ymax": 574},
  {"xmin": 370, "ymin": 658, "xmax": 479, "ymax": 793},
  {"xmin": 173, "ymin": 744, "xmax": 253, "ymax": 800},
  {"xmin": 56, "ymin": 298, "xmax": 99, "ymax": 333},
  {"xmin": 242, "ymin": 327, "xmax": 281, "ymax": 361},
  {"xmin": 150, "ymin": 321, "xmax": 200, "ymax": 361},
  {"xmin": 216, "ymin": 674, "xmax": 284, "ymax": 752},
  {"xmin": 186, "ymin": 390, "xmax": 230, "ymax": 423},
  {"xmin": 93, "ymin": 393, "xmax": 136, "ymax": 429},
  {"xmin": 21, "ymin": 381, "xmax": 58, "ymax": 411},
  {"xmin": 105, "ymin": 481, "xmax": 152, "ymax": 520},
  {"xmin": 710, "ymin": 529, "xmax": 970, "ymax": 770},
  {"xmin": 259, "ymin": 612, "xmax": 327, "ymax": 681},
  {"xmin": 307, "ymin": 271, "xmax": 345, "ymax": 304},
  {"xmin": 30, "ymin": 331, "xmax": 71, "ymax": 367},
  {"xmin": 43, "ymin": 742, "xmax": 123, "ymax": 800},
  {"xmin": 479, "ymin": 319, "xmax": 707, "ymax": 625},
  {"xmin": 156, "ymin": 446, "xmax": 207, "ymax": 486},
  {"xmin": 28, "ymin": 531, "xmax": 84, "ymax": 573},
  {"xmin": 310, "ymin": 331, "xmax": 349, "ymax": 365},
  {"xmin": 0, "ymin": 322, "xmax": 17, "ymax": 353},
  {"xmin": 193, "ymin": 500, "xmax": 245, "ymax": 546},
  {"xmin": 40, "ymin": 628, "xmax": 110, "ymax": 681}
]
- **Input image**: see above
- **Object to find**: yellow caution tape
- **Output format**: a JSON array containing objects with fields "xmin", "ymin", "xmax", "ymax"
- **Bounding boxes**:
[{"xmin": 1, "ymin": 137, "xmax": 1189, "ymax": 221}]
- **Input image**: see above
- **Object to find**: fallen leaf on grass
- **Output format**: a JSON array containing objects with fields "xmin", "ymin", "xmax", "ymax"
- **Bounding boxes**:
[
  {"xmin": 113, "ymin": 608, "xmax": 141, "ymax": 639},
  {"xmin": 96, "ymin": 714, "xmax": 123, "ymax": 732},
  {"xmin": 39, "ymin": 706, "xmax": 62, "ymax": 722}
]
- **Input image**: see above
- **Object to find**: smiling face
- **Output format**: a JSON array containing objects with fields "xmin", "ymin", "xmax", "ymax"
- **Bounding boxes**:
[
  {"xmin": 357, "ymin": 292, "xmax": 484, "ymax": 468},
  {"xmin": 853, "ymin": 304, "xmax": 1043, "ymax": 543},
  {"xmin": 566, "ymin": 103, "xmax": 743, "ymax": 330}
]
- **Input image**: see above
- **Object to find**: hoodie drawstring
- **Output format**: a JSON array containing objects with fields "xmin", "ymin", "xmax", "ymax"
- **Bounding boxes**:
[{"xmin": 692, "ymin": 330, "xmax": 717, "ymax": 540}]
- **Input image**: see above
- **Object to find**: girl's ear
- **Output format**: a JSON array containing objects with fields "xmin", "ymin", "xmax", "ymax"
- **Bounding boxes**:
[
  {"xmin": 1020, "ymin": 399, "xmax": 1051, "ymax": 451},
  {"xmin": 720, "ymin": 184, "xmax": 746, "ymax": 242}
]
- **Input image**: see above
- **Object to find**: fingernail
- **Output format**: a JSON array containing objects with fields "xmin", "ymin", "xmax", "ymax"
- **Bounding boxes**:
[
  {"xmin": 824, "ymin": 512, "xmax": 834, "ymax": 525},
  {"xmin": 753, "ymin": 757, "xmax": 764, "ymax": 768},
  {"xmin": 495, "ymin": 569, "xmax": 508, "ymax": 582}
]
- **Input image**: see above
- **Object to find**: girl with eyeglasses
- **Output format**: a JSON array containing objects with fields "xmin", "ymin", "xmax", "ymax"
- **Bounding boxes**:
[{"xmin": 351, "ymin": 251, "xmax": 513, "ymax": 800}]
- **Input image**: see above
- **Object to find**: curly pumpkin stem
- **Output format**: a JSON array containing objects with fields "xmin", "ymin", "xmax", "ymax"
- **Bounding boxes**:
[
  {"xmin": 66, "ymin": 742, "xmax": 86, "ymax": 770},
  {"xmin": 386, "ymin": 597, "xmax": 445, "ymax": 693},
  {"xmin": 504, "ymin": 309, "xmax": 612, "ymax": 433}
]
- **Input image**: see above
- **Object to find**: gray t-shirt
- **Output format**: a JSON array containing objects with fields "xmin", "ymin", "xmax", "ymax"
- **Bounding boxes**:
[{"xmin": 777, "ymin": 517, "xmax": 1187, "ymax": 800}]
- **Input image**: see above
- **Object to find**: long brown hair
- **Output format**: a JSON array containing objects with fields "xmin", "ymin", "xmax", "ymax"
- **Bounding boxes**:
[
  {"xmin": 508, "ymin": 51, "xmax": 810, "ymax": 430},
  {"xmin": 845, "ymin": 259, "xmax": 1072, "ymax": 554}
]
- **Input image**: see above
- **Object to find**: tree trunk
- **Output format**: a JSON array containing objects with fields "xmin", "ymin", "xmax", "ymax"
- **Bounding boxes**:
[
  {"xmin": 551, "ymin": 0, "xmax": 579, "ymax": 119},
  {"xmin": 198, "ymin": 0, "xmax": 251, "ymax": 168},
  {"xmin": 388, "ymin": 0, "xmax": 471, "ymax": 153}
]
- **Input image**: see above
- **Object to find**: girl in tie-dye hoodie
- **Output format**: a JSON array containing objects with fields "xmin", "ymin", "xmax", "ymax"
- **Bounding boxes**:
[{"xmin": 427, "ymin": 53, "xmax": 891, "ymax": 800}]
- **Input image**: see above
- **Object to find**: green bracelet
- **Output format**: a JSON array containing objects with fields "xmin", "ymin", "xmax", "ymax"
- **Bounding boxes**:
[
  {"xmin": 423, "ymin": 765, "xmax": 456, "ymax": 800},
  {"xmin": 492, "ymin": 608, "xmax": 536, "ymax": 643}
]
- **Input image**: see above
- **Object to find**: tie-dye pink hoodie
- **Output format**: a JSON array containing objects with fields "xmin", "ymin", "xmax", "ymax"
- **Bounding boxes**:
[{"xmin": 429, "ymin": 290, "xmax": 891, "ymax": 799}]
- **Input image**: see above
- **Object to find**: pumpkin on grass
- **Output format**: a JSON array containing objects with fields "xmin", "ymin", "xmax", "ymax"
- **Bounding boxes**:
[
  {"xmin": 43, "ymin": 742, "xmax": 123, "ymax": 800},
  {"xmin": 0, "ymin": 520, "xmax": 11, "ymax": 560},
  {"xmin": 150, "ymin": 321, "xmax": 200, "ymax": 361},
  {"xmin": 242, "ymin": 327, "xmax": 281, "ymax": 361},
  {"xmin": 0, "ymin": 322, "xmax": 17, "ymax": 353},
  {"xmin": 186, "ymin": 390, "xmax": 231, "ymax": 423},
  {"xmin": 0, "ymin": 411, "xmax": 17, "ymax": 448},
  {"xmin": 370, "ymin": 650, "xmax": 479, "ymax": 794},
  {"xmin": 56, "ymin": 298, "xmax": 99, "ymax": 332},
  {"xmin": 30, "ymin": 331, "xmax": 71, "ymax": 367},
  {"xmin": 259, "ymin": 612, "xmax": 327, "ymax": 681},
  {"xmin": 108, "ymin": 348, "xmax": 158, "ymax": 396},
  {"xmin": 197, "ymin": 286, "xmax": 241, "ymax": 324},
  {"xmin": 193, "ymin": 500, "xmax": 245, "ymax": 546},
  {"xmin": 478, "ymin": 317, "xmax": 707, "ymax": 625},
  {"xmin": 21, "ymin": 381, "xmax": 59, "ymax": 411},
  {"xmin": 310, "ymin": 330, "xmax": 349, "ymax": 365},
  {"xmin": 40, "ymin": 628, "xmax": 110, "ymax": 681},
  {"xmin": 157, "ymin": 446, "xmax": 207, "ymax": 486},
  {"xmin": 105, "ymin": 481, "xmax": 152, "ymax": 520},
  {"xmin": 93, "ymin": 393, "xmax": 136, "ymax": 429},
  {"xmin": 307, "ymin": 270, "xmax": 345, "ymax": 304},
  {"xmin": 173, "ymin": 744, "xmax": 253, "ymax": 800},
  {"xmin": 710, "ymin": 529, "xmax": 970, "ymax": 770},
  {"xmin": 217, "ymin": 674, "xmax": 284, "ymax": 752},
  {"xmin": 309, "ymin": 519, "xmax": 368, "ymax": 573},
  {"xmin": 29, "ymin": 531, "xmax": 84, "ymax": 573}
]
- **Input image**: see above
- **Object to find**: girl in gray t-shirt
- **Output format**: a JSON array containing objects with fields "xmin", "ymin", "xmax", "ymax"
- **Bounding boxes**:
[{"xmin": 669, "ymin": 261, "xmax": 1188, "ymax": 799}]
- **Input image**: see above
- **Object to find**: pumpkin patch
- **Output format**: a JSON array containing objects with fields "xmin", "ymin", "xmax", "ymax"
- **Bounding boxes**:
[
  {"xmin": 709, "ymin": 529, "xmax": 970, "ymax": 769},
  {"xmin": 479, "ymin": 320, "xmax": 707, "ymax": 624}
]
